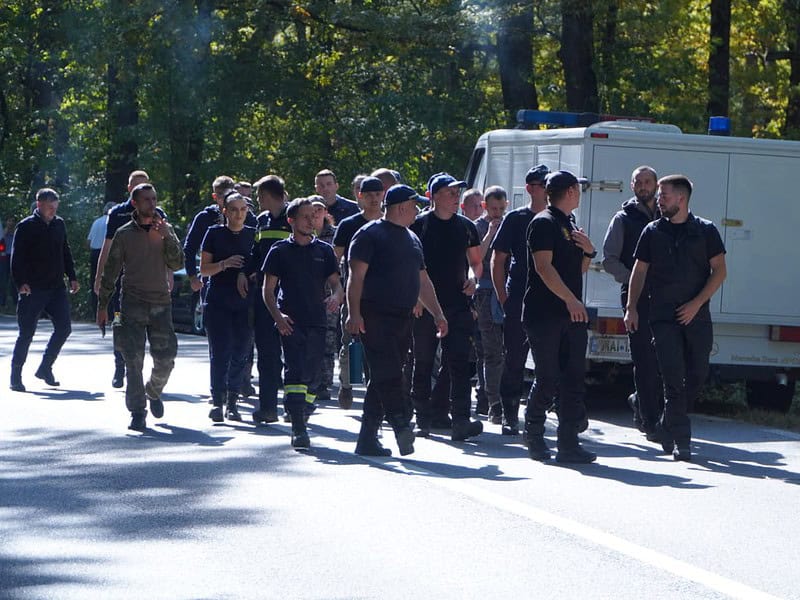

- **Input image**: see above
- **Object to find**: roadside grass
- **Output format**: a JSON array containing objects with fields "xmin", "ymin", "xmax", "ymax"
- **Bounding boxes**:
[{"xmin": 697, "ymin": 381, "xmax": 800, "ymax": 434}]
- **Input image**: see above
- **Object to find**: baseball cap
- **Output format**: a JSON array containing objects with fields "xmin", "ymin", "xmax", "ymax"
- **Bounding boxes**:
[
  {"xmin": 384, "ymin": 184, "xmax": 421, "ymax": 206},
  {"xmin": 427, "ymin": 172, "xmax": 466, "ymax": 195},
  {"xmin": 359, "ymin": 176, "xmax": 384, "ymax": 193},
  {"xmin": 525, "ymin": 164, "xmax": 550, "ymax": 185},
  {"xmin": 545, "ymin": 170, "xmax": 590, "ymax": 193}
]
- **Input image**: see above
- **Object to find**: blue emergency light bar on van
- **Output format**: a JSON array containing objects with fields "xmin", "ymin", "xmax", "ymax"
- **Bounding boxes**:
[{"xmin": 516, "ymin": 110, "xmax": 655, "ymax": 128}]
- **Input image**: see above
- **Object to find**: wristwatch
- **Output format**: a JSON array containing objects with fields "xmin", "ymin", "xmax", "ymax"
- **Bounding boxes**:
[{"xmin": 584, "ymin": 250, "xmax": 597, "ymax": 259}]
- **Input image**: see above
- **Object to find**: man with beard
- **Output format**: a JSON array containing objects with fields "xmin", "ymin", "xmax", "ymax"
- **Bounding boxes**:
[
  {"xmin": 625, "ymin": 175, "xmax": 726, "ymax": 461},
  {"xmin": 602, "ymin": 165, "xmax": 663, "ymax": 438},
  {"xmin": 97, "ymin": 183, "xmax": 184, "ymax": 432}
]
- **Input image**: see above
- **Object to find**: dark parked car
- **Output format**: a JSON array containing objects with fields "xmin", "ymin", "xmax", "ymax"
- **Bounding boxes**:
[{"xmin": 171, "ymin": 268, "xmax": 205, "ymax": 335}]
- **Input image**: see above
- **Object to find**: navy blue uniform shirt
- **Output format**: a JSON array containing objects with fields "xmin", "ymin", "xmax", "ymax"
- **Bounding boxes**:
[
  {"xmin": 349, "ymin": 219, "xmax": 425, "ymax": 311},
  {"xmin": 253, "ymin": 206, "xmax": 291, "ymax": 284},
  {"xmin": 490, "ymin": 206, "xmax": 536, "ymax": 298},
  {"xmin": 263, "ymin": 237, "xmax": 338, "ymax": 327},
  {"xmin": 326, "ymin": 195, "xmax": 359, "ymax": 225},
  {"xmin": 184, "ymin": 204, "xmax": 257, "ymax": 276},
  {"xmin": 201, "ymin": 225, "xmax": 256, "ymax": 310}
]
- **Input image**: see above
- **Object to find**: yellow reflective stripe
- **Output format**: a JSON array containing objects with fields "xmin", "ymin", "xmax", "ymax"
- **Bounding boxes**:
[
  {"xmin": 284, "ymin": 384, "xmax": 307, "ymax": 395},
  {"xmin": 255, "ymin": 230, "xmax": 290, "ymax": 242},
  {"xmin": 305, "ymin": 393, "xmax": 316, "ymax": 404}
]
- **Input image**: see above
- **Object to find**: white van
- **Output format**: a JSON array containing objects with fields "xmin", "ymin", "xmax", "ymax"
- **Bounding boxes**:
[{"xmin": 464, "ymin": 111, "xmax": 800, "ymax": 400}]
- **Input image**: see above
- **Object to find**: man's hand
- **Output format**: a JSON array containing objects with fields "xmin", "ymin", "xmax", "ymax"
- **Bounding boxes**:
[
  {"xmin": 565, "ymin": 297, "xmax": 589, "ymax": 323},
  {"xmin": 275, "ymin": 313, "xmax": 294, "ymax": 336},
  {"xmin": 69, "ymin": 280, "xmax": 80, "ymax": 294},
  {"xmin": 462, "ymin": 277, "xmax": 477, "ymax": 297},
  {"xmin": 189, "ymin": 275, "xmax": 203, "ymax": 292},
  {"xmin": 571, "ymin": 228, "xmax": 594, "ymax": 255},
  {"xmin": 624, "ymin": 307, "xmax": 639, "ymax": 333},
  {"xmin": 224, "ymin": 254, "xmax": 245, "ymax": 270},
  {"xmin": 151, "ymin": 215, "xmax": 170, "ymax": 239},
  {"xmin": 346, "ymin": 313, "xmax": 365, "ymax": 335},
  {"xmin": 433, "ymin": 314, "xmax": 448, "ymax": 338},
  {"xmin": 237, "ymin": 272, "xmax": 249, "ymax": 299},
  {"xmin": 676, "ymin": 299, "xmax": 701, "ymax": 325},
  {"xmin": 413, "ymin": 301, "xmax": 424, "ymax": 318},
  {"xmin": 96, "ymin": 307, "xmax": 108, "ymax": 328},
  {"xmin": 18, "ymin": 283, "xmax": 31, "ymax": 296},
  {"xmin": 324, "ymin": 292, "xmax": 341, "ymax": 313}
]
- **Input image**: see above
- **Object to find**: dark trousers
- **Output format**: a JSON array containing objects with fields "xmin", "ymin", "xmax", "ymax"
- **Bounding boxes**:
[
  {"xmin": 281, "ymin": 325, "xmax": 325, "ymax": 414},
  {"xmin": 361, "ymin": 304, "xmax": 413, "ymax": 421},
  {"xmin": 204, "ymin": 302, "xmax": 253, "ymax": 399},
  {"xmin": 254, "ymin": 297, "xmax": 283, "ymax": 412},
  {"xmin": 650, "ymin": 319, "xmax": 713, "ymax": 446},
  {"xmin": 625, "ymin": 301, "xmax": 662, "ymax": 431},
  {"xmin": 524, "ymin": 318, "xmax": 588, "ymax": 440},
  {"xmin": 12, "ymin": 286, "xmax": 72, "ymax": 369},
  {"xmin": 412, "ymin": 307, "xmax": 474, "ymax": 422},
  {"xmin": 499, "ymin": 292, "xmax": 527, "ymax": 424}
]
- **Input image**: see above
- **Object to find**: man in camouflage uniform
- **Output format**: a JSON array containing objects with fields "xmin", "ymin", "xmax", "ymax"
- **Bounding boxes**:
[{"xmin": 97, "ymin": 183, "xmax": 184, "ymax": 432}]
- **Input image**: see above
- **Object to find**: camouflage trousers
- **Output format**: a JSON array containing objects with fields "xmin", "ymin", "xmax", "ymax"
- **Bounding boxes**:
[
  {"xmin": 313, "ymin": 308, "xmax": 339, "ymax": 392},
  {"xmin": 114, "ymin": 298, "xmax": 178, "ymax": 413}
]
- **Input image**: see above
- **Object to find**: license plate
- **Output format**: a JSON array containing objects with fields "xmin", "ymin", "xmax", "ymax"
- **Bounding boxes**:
[{"xmin": 588, "ymin": 334, "xmax": 631, "ymax": 358}]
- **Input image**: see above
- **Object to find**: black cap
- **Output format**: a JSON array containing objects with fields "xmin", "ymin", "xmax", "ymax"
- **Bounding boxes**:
[
  {"xmin": 360, "ymin": 176, "xmax": 384, "ymax": 193},
  {"xmin": 525, "ymin": 164, "xmax": 550, "ymax": 185},
  {"xmin": 384, "ymin": 184, "xmax": 422, "ymax": 206},
  {"xmin": 545, "ymin": 170, "xmax": 589, "ymax": 193}
]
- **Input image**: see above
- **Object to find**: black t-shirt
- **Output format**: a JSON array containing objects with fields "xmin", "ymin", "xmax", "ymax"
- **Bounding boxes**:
[
  {"xmin": 201, "ymin": 225, "xmax": 256, "ymax": 310},
  {"xmin": 327, "ymin": 195, "xmax": 360, "ymax": 225},
  {"xmin": 523, "ymin": 205, "xmax": 584, "ymax": 323},
  {"xmin": 490, "ymin": 206, "xmax": 535, "ymax": 297},
  {"xmin": 348, "ymin": 219, "xmax": 425, "ymax": 311},
  {"xmin": 264, "ymin": 237, "xmax": 338, "ymax": 327},
  {"xmin": 410, "ymin": 212, "xmax": 479, "ymax": 311}
]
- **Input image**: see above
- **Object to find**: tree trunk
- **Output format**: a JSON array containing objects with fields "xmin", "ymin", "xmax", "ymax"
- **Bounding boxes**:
[
  {"xmin": 597, "ymin": 0, "xmax": 618, "ymax": 111},
  {"xmin": 104, "ymin": 61, "xmax": 139, "ymax": 204},
  {"xmin": 497, "ymin": 2, "xmax": 538, "ymax": 126},
  {"xmin": 784, "ymin": 0, "xmax": 800, "ymax": 138},
  {"xmin": 559, "ymin": 0, "xmax": 599, "ymax": 112},
  {"xmin": 707, "ymin": 0, "xmax": 731, "ymax": 117}
]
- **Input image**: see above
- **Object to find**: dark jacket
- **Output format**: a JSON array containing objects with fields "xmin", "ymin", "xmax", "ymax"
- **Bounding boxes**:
[{"xmin": 10, "ymin": 210, "xmax": 76, "ymax": 290}]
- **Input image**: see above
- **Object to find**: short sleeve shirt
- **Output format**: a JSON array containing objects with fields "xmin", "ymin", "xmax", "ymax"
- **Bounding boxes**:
[
  {"xmin": 523, "ymin": 205, "xmax": 584, "ymax": 323},
  {"xmin": 490, "ymin": 206, "xmax": 535, "ymax": 297},
  {"xmin": 263, "ymin": 237, "xmax": 338, "ymax": 327},
  {"xmin": 201, "ymin": 225, "xmax": 256, "ymax": 310},
  {"xmin": 327, "ymin": 195, "xmax": 360, "ymax": 225},
  {"xmin": 348, "ymin": 219, "xmax": 425, "ymax": 311},
  {"xmin": 410, "ymin": 212, "xmax": 480, "ymax": 311}
]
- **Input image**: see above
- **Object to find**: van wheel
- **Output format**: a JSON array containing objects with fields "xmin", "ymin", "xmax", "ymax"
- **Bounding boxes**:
[{"xmin": 745, "ymin": 380, "xmax": 794, "ymax": 413}]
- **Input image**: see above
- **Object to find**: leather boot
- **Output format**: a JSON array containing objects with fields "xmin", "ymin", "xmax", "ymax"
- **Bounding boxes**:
[
  {"xmin": 35, "ymin": 357, "xmax": 60, "ymax": 386},
  {"xmin": 388, "ymin": 414, "xmax": 415, "ymax": 456},
  {"xmin": 112, "ymin": 364, "xmax": 125, "ymax": 388},
  {"xmin": 10, "ymin": 364, "xmax": 25, "ymax": 392},
  {"xmin": 225, "ymin": 392, "xmax": 242, "ymax": 421},
  {"xmin": 355, "ymin": 415, "xmax": 392, "ymax": 456},
  {"xmin": 556, "ymin": 427, "xmax": 596, "ymax": 464},
  {"xmin": 209, "ymin": 393, "xmax": 224, "ymax": 423}
]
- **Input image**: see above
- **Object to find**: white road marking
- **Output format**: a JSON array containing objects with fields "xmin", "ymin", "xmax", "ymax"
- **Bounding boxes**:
[{"xmin": 357, "ymin": 453, "xmax": 782, "ymax": 600}]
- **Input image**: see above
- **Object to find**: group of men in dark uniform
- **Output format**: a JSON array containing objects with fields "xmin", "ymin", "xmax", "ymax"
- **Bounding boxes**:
[{"xmin": 8, "ymin": 160, "xmax": 726, "ymax": 463}]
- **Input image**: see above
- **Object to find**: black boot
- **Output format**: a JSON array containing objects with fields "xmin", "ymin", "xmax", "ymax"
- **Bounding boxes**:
[
  {"xmin": 225, "ymin": 392, "xmax": 242, "ymax": 421},
  {"xmin": 35, "ymin": 357, "xmax": 60, "ymax": 386},
  {"xmin": 355, "ymin": 415, "xmax": 392, "ymax": 457},
  {"xmin": 451, "ymin": 418, "xmax": 483, "ymax": 442},
  {"xmin": 387, "ymin": 414, "xmax": 415, "ymax": 456},
  {"xmin": 112, "ymin": 364, "xmax": 125, "ymax": 388},
  {"xmin": 291, "ymin": 417, "xmax": 310, "ymax": 449},
  {"xmin": 10, "ymin": 364, "xmax": 25, "ymax": 392},
  {"xmin": 527, "ymin": 435, "xmax": 552, "ymax": 461},
  {"xmin": 209, "ymin": 393, "xmax": 224, "ymax": 423},
  {"xmin": 556, "ymin": 427, "xmax": 596, "ymax": 464}
]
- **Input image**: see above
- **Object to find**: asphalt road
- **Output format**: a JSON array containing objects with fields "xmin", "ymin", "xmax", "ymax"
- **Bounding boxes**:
[{"xmin": 1, "ymin": 315, "xmax": 799, "ymax": 600}]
